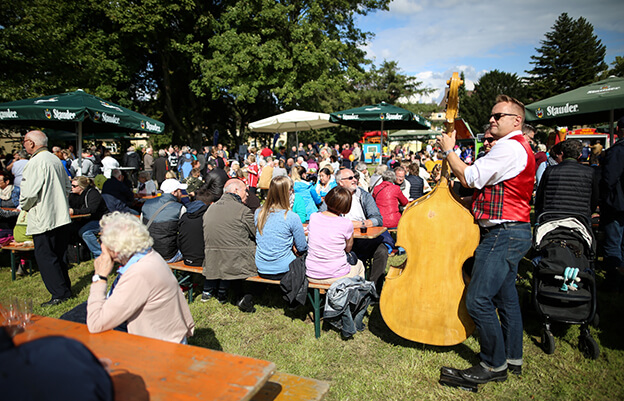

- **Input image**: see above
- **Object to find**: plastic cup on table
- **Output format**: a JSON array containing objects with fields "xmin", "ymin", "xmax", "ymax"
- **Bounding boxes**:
[{"xmin": 18, "ymin": 298, "xmax": 33, "ymax": 328}]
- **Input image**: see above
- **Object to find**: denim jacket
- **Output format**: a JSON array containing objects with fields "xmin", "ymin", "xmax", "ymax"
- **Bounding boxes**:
[{"xmin": 323, "ymin": 276, "xmax": 377, "ymax": 337}]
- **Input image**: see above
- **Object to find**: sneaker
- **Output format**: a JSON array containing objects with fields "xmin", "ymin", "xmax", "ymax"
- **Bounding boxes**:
[
  {"xmin": 201, "ymin": 292, "xmax": 213, "ymax": 302},
  {"xmin": 217, "ymin": 291, "xmax": 229, "ymax": 304}
]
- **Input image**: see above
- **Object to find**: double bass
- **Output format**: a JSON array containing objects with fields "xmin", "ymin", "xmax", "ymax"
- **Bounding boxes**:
[{"xmin": 379, "ymin": 72, "xmax": 480, "ymax": 346}]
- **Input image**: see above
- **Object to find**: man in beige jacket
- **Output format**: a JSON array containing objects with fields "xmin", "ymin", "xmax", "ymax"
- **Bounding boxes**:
[{"xmin": 20, "ymin": 130, "xmax": 72, "ymax": 306}]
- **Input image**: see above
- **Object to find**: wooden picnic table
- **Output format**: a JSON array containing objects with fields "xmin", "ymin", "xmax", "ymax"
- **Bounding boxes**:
[
  {"xmin": 2, "ymin": 208, "xmax": 90, "ymax": 220},
  {"xmin": 303, "ymin": 224, "xmax": 387, "ymax": 240},
  {"xmin": 70, "ymin": 213, "xmax": 91, "ymax": 219},
  {"xmin": 12, "ymin": 315, "xmax": 276, "ymax": 401}
]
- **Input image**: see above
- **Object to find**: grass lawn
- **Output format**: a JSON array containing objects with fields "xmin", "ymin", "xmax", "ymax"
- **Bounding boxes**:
[{"xmin": 2, "ymin": 253, "xmax": 624, "ymax": 400}]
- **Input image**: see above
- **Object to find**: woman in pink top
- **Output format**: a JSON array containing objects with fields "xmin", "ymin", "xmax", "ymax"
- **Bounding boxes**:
[{"xmin": 305, "ymin": 187, "xmax": 365, "ymax": 284}]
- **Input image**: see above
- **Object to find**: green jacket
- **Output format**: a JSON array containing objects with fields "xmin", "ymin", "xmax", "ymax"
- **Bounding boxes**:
[{"xmin": 20, "ymin": 148, "xmax": 71, "ymax": 235}]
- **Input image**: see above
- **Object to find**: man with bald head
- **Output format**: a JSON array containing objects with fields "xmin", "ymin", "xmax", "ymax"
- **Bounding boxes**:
[
  {"xmin": 202, "ymin": 178, "xmax": 257, "ymax": 312},
  {"xmin": 20, "ymin": 130, "xmax": 73, "ymax": 306},
  {"xmin": 319, "ymin": 168, "xmax": 386, "ymax": 292},
  {"xmin": 438, "ymin": 95, "xmax": 535, "ymax": 384}
]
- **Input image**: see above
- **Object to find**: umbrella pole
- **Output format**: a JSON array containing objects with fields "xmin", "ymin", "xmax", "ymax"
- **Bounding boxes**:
[
  {"xmin": 379, "ymin": 121, "xmax": 384, "ymax": 165},
  {"xmin": 610, "ymin": 109, "xmax": 614, "ymax": 147},
  {"xmin": 77, "ymin": 121, "xmax": 83, "ymax": 176}
]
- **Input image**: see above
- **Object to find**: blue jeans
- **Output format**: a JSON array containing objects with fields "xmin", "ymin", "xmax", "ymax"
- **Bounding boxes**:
[
  {"xmin": 78, "ymin": 220, "xmax": 102, "ymax": 258},
  {"xmin": 602, "ymin": 209, "xmax": 624, "ymax": 270},
  {"xmin": 466, "ymin": 223, "xmax": 531, "ymax": 369}
]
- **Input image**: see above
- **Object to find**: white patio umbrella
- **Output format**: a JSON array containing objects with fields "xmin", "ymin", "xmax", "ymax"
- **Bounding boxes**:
[{"xmin": 248, "ymin": 109, "xmax": 337, "ymax": 146}]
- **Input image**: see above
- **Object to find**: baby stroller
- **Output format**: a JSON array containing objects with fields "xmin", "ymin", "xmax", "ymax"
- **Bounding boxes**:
[{"xmin": 532, "ymin": 212, "xmax": 599, "ymax": 359}]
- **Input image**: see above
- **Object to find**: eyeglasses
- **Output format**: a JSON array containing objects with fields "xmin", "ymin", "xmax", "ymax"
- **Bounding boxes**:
[
  {"xmin": 340, "ymin": 176, "xmax": 356, "ymax": 181},
  {"xmin": 71, "ymin": 184, "xmax": 79, "ymax": 188},
  {"xmin": 482, "ymin": 138, "xmax": 495, "ymax": 143},
  {"xmin": 490, "ymin": 113, "xmax": 518, "ymax": 121}
]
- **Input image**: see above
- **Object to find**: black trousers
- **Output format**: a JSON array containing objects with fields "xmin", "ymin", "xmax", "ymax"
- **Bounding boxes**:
[
  {"xmin": 352, "ymin": 236, "xmax": 388, "ymax": 291},
  {"xmin": 33, "ymin": 224, "xmax": 72, "ymax": 300}
]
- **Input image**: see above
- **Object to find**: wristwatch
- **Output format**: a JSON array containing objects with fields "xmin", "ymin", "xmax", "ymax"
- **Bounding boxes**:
[
  {"xmin": 442, "ymin": 149, "xmax": 452, "ymax": 158},
  {"xmin": 92, "ymin": 274, "xmax": 107, "ymax": 283}
]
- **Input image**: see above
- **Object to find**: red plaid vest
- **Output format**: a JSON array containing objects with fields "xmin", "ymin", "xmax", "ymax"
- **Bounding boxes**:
[{"xmin": 472, "ymin": 134, "xmax": 535, "ymax": 222}]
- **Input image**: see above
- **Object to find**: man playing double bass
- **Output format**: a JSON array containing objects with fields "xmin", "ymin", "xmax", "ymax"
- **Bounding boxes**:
[{"xmin": 437, "ymin": 95, "xmax": 535, "ymax": 384}]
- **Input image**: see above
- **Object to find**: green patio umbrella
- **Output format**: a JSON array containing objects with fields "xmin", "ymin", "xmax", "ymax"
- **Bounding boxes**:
[
  {"xmin": 329, "ymin": 102, "xmax": 431, "ymax": 163},
  {"xmin": 525, "ymin": 76, "xmax": 624, "ymax": 143},
  {"xmin": 0, "ymin": 89, "xmax": 165, "ymax": 165}
]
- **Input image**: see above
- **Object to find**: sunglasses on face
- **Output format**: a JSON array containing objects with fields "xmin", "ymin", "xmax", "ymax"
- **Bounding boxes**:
[
  {"xmin": 482, "ymin": 138, "xmax": 495, "ymax": 143},
  {"xmin": 490, "ymin": 113, "xmax": 518, "ymax": 121},
  {"xmin": 340, "ymin": 176, "xmax": 356, "ymax": 181}
]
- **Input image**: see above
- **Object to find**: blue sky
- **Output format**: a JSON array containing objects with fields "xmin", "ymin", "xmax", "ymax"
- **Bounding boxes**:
[{"xmin": 356, "ymin": 0, "xmax": 624, "ymax": 103}]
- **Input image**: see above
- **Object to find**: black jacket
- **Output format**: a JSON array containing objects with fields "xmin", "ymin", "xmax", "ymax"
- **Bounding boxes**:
[
  {"xmin": 102, "ymin": 178, "xmax": 134, "ymax": 207},
  {"xmin": 122, "ymin": 151, "xmax": 141, "ymax": 169},
  {"xmin": 405, "ymin": 174, "xmax": 424, "ymax": 200},
  {"xmin": 177, "ymin": 201, "xmax": 208, "ymax": 266},
  {"xmin": 535, "ymin": 158, "xmax": 599, "ymax": 219},
  {"xmin": 203, "ymin": 167, "xmax": 229, "ymax": 204},
  {"xmin": 600, "ymin": 138, "xmax": 624, "ymax": 212},
  {"xmin": 152, "ymin": 156, "xmax": 169, "ymax": 185},
  {"xmin": 68, "ymin": 186, "xmax": 109, "ymax": 222},
  {"xmin": 280, "ymin": 255, "xmax": 308, "ymax": 305}
]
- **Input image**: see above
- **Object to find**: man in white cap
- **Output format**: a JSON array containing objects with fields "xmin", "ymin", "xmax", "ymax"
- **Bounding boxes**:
[{"xmin": 141, "ymin": 178, "xmax": 187, "ymax": 262}]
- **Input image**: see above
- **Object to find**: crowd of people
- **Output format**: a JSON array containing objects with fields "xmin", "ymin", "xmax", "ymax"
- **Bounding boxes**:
[{"xmin": 2, "ymin": 98, "xmax": 623, "ymax": 387}]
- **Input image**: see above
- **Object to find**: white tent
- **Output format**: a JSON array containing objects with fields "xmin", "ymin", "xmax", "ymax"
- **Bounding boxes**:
[{"xmin": 248, "ymin": 110, "xmax": 337, "ymax": 146}]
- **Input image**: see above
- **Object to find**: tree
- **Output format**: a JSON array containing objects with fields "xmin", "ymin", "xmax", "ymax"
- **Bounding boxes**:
[
  {"xmin": 526, "ymin": 13, "xmax": 607, "ymax": 101},
  {"xmin": 608, "ymin": 56, "xmax": 624, "ymax": 78},
  {"xmin": 461, "ymin": 70, "xmax": 528, "ymax": 131},
  {"xmin": 352, "ymin": 60, "xmax": 431, "ymax": 105},
  {"xmin": 0, "ymin": 0, "xmax": 392, "ymax": 149}
]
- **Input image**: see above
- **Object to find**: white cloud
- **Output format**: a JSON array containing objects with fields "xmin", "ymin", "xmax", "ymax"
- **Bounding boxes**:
[
  {"xmin": 360, "ymin": 0, "xmax": 623, "ymax": 103},
  {"xmin": 403, "ymin": 66, "xmax": 486, "ymax": 104},
  {"xmin": 361, "ymin": 0, "xmax": 624, "ymax": 74}
]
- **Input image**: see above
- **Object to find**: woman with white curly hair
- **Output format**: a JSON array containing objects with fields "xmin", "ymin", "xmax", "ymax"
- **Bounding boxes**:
[{"xmin": 86, "ymin": 212, "xmax": 195, "ymax": 343}]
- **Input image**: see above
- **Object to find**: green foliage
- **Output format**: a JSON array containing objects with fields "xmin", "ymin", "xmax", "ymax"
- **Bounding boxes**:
[
  {"xmin": 0, "ymin": 0, "xmax": 391, "ymax": 149},
  {"xmin": 606, "ymin": 56, "xmax": 624, "ymax": 78},
  {"xmin": 352, "ymin": 60, "xmax": 431, "ymax": 105},
  {"xmin": 458, "ymin": 71, "xmax": 467, "ymax": 107},
  {"xmin": 461, "ymin": 70, "xmax": 528, "ymax": 132},
  {"xmin": 526, "ymin": 13, "xmax": 608, "ymax": 101}
]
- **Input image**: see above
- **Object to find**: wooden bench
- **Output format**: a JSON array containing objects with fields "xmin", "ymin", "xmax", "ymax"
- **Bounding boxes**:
[
  {"xmin": 1, "ymin": 243, "xmax": 35, "ymax": 281},
  {"xmin": 251, "ymin": 371, "xmax": 330, "ymax": 401},
  {"xmin": 168, "ymin": 261, "xmax": 331, "ymax": 338}
]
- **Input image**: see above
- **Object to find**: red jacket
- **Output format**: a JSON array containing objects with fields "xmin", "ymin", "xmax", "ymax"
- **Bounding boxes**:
[{"xmin": 372, "ymin": 181, "xmax": 408, "ymax": 228}]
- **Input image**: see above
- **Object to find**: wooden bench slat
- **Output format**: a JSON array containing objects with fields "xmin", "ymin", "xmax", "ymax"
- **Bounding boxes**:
[
  {"xmin": 1, "ymin": 244, "xmax": 36, "ymax": 281},
  {"xmin": 168, "ymin": 262, "xmax": 332, "ymax": 338},
  {"xmin": 251, "ymin": 371, "xmax": 329, "ymax": 401}
]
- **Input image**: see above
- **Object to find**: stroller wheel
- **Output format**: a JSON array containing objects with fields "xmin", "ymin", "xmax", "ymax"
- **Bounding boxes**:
[
  {"xmin": 579, "ymin": 335, "xmax": 600, "ymax": 360},
  {"xmin": 541, "ymin": 329, "xmax": 555, "ymax": 354}
]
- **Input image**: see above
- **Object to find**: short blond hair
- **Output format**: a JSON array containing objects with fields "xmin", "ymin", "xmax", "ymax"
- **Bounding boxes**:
[
  {"xmin": 495, "ymin": 94, "xmax": 525, "ymax": 122},
  {"xmin": 100, "ymin": 212, "xmax": 153, "ymax": 260}
]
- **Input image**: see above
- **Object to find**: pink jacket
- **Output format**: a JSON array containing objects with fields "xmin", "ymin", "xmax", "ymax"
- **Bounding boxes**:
[
  {"xmin": 372, "ymin": 181, "xmax": 408, "ymax": 228},
  {"xmin": 87, "ymin": 250, "xmax": 195, "ymax": 343}
]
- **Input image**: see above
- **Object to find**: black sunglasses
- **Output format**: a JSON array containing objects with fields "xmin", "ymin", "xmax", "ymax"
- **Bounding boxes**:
[
  {"xmin": 340, "ymin": 175, "xmax": 356, "ymax": 181},
  {"xmin": 482, "ymin": 138, "xmax": 495, "ymax": 143},
  {"xmin": 490, "ymin": 113, "xmax": 518, "ymax": 121}
]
